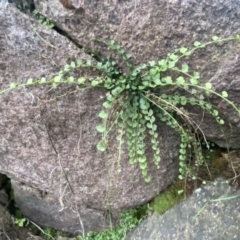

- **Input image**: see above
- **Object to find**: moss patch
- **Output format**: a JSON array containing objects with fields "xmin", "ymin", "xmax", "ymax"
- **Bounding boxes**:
[{"xmin": 151, "ymin": 181, "xmax": 184, "ymax": 215}]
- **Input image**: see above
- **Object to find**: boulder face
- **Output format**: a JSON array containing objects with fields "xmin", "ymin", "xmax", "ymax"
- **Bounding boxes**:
[
  {"xmin": 0, "ymin": 0, "xmax": 240, "ymax": 235},
  {"xmin": 0, "ymin": 3, "xmax": 180, "ymax": 233},
  {"xmin": 34, "ymin": 0, "xmax": 240, "ymax": 148},
  {"xmin": 126, "ymin": 178, "xmax": 240, "ymax": 240}
]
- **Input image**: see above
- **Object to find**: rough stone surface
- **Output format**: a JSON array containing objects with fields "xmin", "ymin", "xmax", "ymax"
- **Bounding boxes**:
[
  {"xmin": 1, "ymin": 0, "xmax": 240, "ymax": 235},
  {"xmin": 127, "ymin": 178, "xmax": 240, "ymax": 240},
  {"xmin": 0, "ymin": 204, "xmax": 12, "ymax": 234},
  {"xmin": 0, "ymin": 3, "xmax": 180, "ymax": 233},
  {"xmin": 12, "ymin": 180, "xmax": 107, "ymax": 234},
  {"xmin": 35, "ymin": 0, "xmax": 240, "ymax": 148},
  {"xmin": 0, "ymin": 189, "xmax": 8, "ymax": 206},
  {"xmin": 0, "ymin": 202, "xmax": 45, "ymax": 240}
]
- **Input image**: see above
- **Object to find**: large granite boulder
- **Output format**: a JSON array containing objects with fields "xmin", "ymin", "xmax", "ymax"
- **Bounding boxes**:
[
  {"xmin": 34, "ymin": 0, "xmax": 240, "ymax": 148},
  {"xmin": 0, "ymin": 3, "xmax": 180, "ymax": 233},
  {"xmin": 1, "ymin": 0, "xmax": 240, "ymax": 235},
  {"xmin": 126, "ymin": 178, "xmax": 240, "ymax": 240}
]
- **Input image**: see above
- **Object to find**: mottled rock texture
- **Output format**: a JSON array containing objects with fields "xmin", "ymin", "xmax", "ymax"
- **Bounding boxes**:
[
  {"xmin": 1, "ymin": 0, "xmax": 240, "ymax": 235},
  {"xmin": 127, "ymin": 178, "xmax": 240, "ymax": 240},
  {"xmin": 35, "ymin": 0, "xmax": 240, "ymax": 148},
  {"xmin": 0, "ymin": 204, "xmax": 12, "ymax": 237},
  {"xmin": 0, "ymin": 3, "xmax": 180, "ymax": 233},
  {"xmin": 0, "ymin": 199, "xmax": 45, "ymax": 240}
]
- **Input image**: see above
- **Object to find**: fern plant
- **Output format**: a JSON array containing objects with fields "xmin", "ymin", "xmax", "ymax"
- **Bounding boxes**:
[{"xmin": 1, "ymin": 35, "xmax": 240, "ymax": 182}]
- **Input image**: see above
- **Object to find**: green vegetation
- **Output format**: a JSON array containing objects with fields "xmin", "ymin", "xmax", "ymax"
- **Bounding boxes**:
[
  {"xmin": 16, "ymin": 4, "xmax": 54, "ymax": 29},
  {"xmin": 76, "ymin": 182, "xmax": 183, "ymax": 239},
  {"xmin": 32, "ymin": 10, "xmax": 54, "ymax": 29},
  {"xmin": 151, "ymin": 182, "xmax": 184, "ymax": 215},
  {"xmin": 15, "ymin": 217, "xmax": 26, "ymax": 227},
  {"xmin": 3, "ymin": 8, "xmax": 240, "ymax": 237},
  {"xmin": 13, "ymin": 207, "xmax": 149, "ymax": 240},
  {"xmin": 77, "ymin": 207, "xmax": 149, "ymax": 240},
  {"xmin": 1, "ymin": 35, "xmax": 240, "ymax": 182},
  {"xmin": 1, "ymin": 33, "xmax": 240, "ymax": 238},
  {"xmin": 12, "ymin": 206, "xmax": 150, "ymax": 240}
]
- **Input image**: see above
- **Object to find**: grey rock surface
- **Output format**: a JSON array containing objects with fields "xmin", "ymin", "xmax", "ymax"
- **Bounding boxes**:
[
  {"xmin": 11, "ymin": 180, "xmax": 107, "ymax": 234},
  {"xmin": 0, "ymin": 201, "xmax": 45, "ymax": 240},
  {"xmin": 127, "ymin": 178, "xmax": 240, "ymax": 240},
  {"xmin": 0, "ymin": 3, "xmax": 180, "ymax": 233},
  {"xmin": 1, "ymin": 0, "xmax": 240, "ymax": 235},
  {"xmin": 35, "ymin": 0, "xmax": 240, "ymax": 148},
  {"xmin": 0, "ymin": 203, "xmax": 11, "ymax": 233}
]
